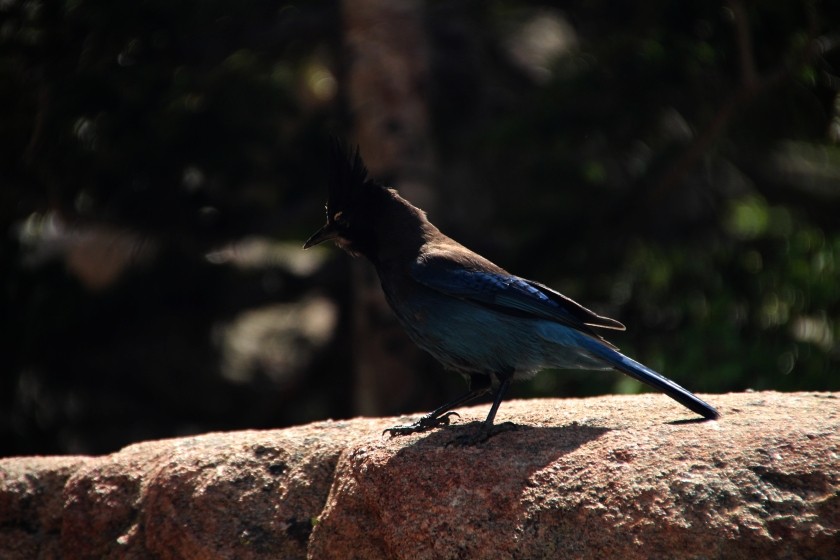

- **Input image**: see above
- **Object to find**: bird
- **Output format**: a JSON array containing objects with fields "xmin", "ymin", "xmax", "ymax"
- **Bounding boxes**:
[{"xmin": 304, "ymin": 141, "xmax": 719, "ymax": 443}]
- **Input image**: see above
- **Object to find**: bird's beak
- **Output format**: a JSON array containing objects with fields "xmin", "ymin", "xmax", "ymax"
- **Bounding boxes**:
[{"xmin": 303, "ymin": 223, "xmax": 339, "ymax": 249}]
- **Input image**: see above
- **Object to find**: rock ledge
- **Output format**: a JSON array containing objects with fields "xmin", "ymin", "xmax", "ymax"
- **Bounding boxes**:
[{"xmin": 1, "ymin": 391, "xmax": 838, "ymax": 559}]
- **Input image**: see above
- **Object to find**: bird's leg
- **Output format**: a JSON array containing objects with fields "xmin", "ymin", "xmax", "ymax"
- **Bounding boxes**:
[
  {"xmin": 384, "ymin": 374, "xmax": 491, "ymax": 437},
  {"xmin": 451, "ymin": 370, "xmax": 515, "ymax": 445}
]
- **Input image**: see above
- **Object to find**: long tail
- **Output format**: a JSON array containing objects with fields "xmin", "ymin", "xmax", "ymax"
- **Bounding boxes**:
[{"xmin": 579, "ymin": 336, "xmax": 720, "ymax": 420}]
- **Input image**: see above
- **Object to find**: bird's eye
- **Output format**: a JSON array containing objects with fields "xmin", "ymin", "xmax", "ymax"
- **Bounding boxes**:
[{"xmin": 332, "ymin": 211, "xmax": 349, "ymax": 227}]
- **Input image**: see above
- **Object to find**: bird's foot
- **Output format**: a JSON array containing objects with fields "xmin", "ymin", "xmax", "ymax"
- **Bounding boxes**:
[
  {"xmin": 384, "ymin": 411, "xmax": 461, "ymax": 438},
  {"xmin": 448, "ymin": 421, "xmax": 519, "ymax": 446}
]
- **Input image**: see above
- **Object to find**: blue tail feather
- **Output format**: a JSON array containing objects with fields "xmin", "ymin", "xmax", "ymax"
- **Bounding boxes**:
[{"xmin": 578, "ymin": 336, "xmax": 720, "ymax": 420}]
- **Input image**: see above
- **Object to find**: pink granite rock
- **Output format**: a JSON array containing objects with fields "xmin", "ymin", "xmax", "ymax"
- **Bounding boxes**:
[
  {"xmin": 1, "ymin": 392, "xmax": 837, "ymax": 559},
  {"xmin": 0, "ymin": 456, "xmax": 91, "ymax": 559}
]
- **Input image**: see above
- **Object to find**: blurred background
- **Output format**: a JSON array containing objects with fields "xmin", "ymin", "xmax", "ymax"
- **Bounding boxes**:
[{"xmin": 2, "ymin": 0, "xmax": 839, "ymax": 456}]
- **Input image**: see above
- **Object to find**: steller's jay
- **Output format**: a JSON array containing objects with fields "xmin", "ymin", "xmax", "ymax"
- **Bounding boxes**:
[{"xmin": 304, "ymin": 142, "xmax": 719, "ymax": 442}]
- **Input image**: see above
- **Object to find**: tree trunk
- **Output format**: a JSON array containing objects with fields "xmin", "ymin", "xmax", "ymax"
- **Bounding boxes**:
[{"xmin": 341, "ymin": 0, "xmax": 439, "ymax": 416}]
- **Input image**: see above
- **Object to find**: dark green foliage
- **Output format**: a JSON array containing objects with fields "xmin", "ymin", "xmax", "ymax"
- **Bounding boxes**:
[
  {"xmin": 1, "ymin": 0, "xmax": 339, "ymax": 239},
  {"xmin": 428, "ymin": 0, "xmax": 840, "ymax": 400},
  {"xmin": 2, "ymin": 0, "xmax": 838, "ymax": 454}
]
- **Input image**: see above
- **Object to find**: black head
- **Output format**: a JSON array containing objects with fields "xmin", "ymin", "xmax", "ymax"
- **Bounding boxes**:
[{"xmin": 303, "ymin": 140, "xmax": 393, "ymax": 259}]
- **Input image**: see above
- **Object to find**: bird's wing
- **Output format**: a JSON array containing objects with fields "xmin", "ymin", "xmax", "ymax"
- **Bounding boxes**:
[{"xmin": 410, "ymin": 256, "xmax": 625, "ymax": 334}]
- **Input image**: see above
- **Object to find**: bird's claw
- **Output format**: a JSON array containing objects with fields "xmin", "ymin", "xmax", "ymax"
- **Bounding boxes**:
[{"xmin": 383, "ymin": 411, "xmax": 461, "ymax": 437}]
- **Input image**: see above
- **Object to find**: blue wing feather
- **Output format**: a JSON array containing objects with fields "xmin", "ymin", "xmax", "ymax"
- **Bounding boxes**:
[{"xmin": 409, "ymin": 257, "xmax": 625, "ymax": 335}]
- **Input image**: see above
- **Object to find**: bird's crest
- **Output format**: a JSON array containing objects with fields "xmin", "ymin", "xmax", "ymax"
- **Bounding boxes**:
[{"xmin": 327, "ymin": 138, "xmax": 379, "ymax": 219}]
